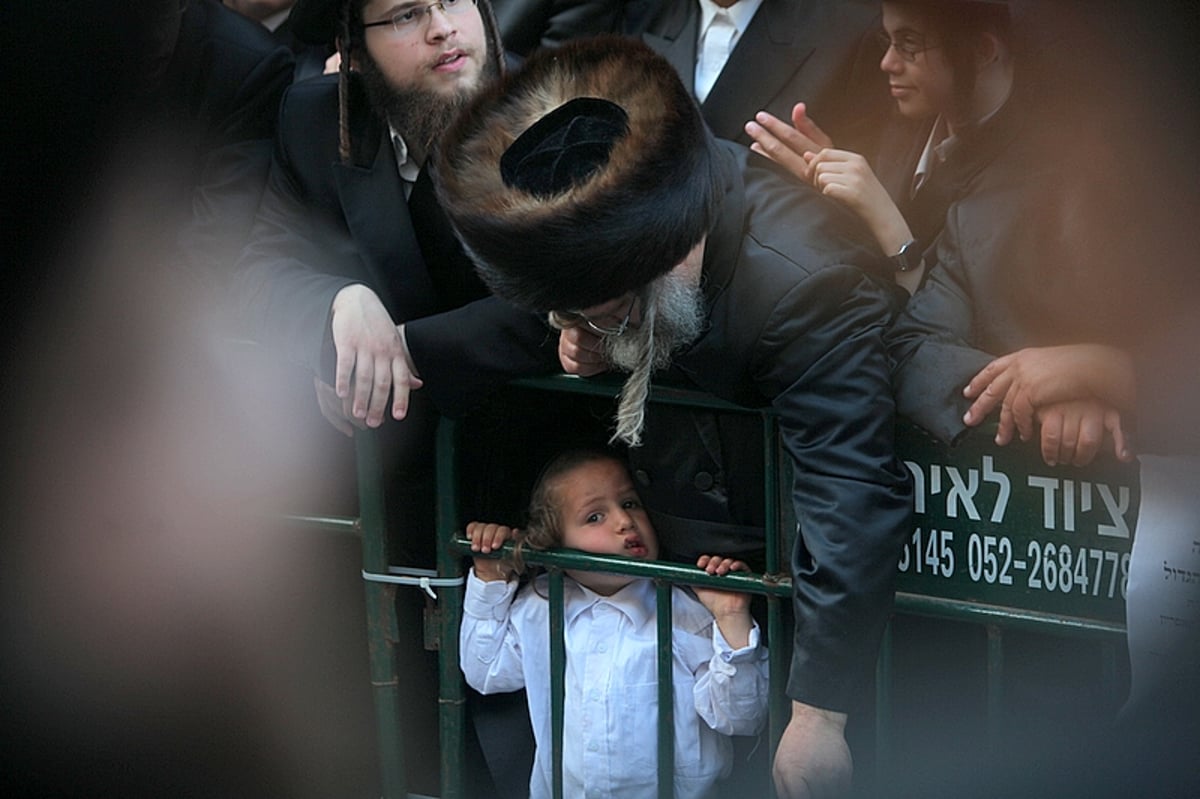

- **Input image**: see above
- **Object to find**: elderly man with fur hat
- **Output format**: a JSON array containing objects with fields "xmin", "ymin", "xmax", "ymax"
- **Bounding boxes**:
[{"xmin": 436, "ymin": 36, "xmax": 914, "ymax": 798}]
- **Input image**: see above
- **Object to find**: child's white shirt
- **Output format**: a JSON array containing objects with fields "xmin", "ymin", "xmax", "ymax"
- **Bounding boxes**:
[{"xmin": 461, "ymin": 570, "xmax": 769, "ymax": 799}]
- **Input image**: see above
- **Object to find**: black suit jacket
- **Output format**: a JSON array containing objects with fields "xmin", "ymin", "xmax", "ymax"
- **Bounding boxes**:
[
  {"xmin": 231, "ymin": 76, "xmax": 558, "ymax": 415},
  {"xmin": 159, "ymin": 0, "xmax": 295, "ymax": 157},
  {"xmin": 884, "ymin": 93, "xmax": 1190, "ymax": 450},
  {"xmin": 492, "ymin": 0, "xmax": 628, "ymax": 55},
  {"xmin": 634, "ymin": 0, "xmax": 889, "ymax": 152},
  {"xmin": 151, "ymin": 0, "xmax": 295, "ymax": 287},
  {"xmin": 632, "ymin": 143, "xmax": 911, "ymax": 712}
]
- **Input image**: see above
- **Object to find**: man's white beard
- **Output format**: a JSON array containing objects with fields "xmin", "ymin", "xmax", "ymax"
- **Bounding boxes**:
[
  {"xmin": 605, "ymin": 270, "xmax": 706, "ymax": 447},
  {"xmin": 603, "ymin": 270, "xmax": 706, "ymax": 373}
]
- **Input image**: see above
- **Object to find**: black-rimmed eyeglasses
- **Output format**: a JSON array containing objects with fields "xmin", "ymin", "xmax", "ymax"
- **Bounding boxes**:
[
  {"xmin": 363, "ymin": 0, "xmax": 475, "ymax": 37},
  {"xmin": 557, "ymin": 292, "xmax": 640, "ymax": 337},
  {"xmin": 876, "ymin": 29, "xmax": 940, "ymax": 62}
]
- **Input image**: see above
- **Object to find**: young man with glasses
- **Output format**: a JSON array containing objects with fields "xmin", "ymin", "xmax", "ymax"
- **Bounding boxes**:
[
  {"xmin": 233, "ymin": 0, "xmax": 559, "ymax": 440},
  {"xmin": 229, "ymin": 6, "xmax": 559, "ymax": 790},
  {"xmin": 746, "ymin": 0, "xmax": 1014, "ymax": 294}
]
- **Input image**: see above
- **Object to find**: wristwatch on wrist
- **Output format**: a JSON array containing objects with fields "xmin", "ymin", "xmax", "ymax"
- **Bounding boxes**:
[{"xmin": 889, "ymin": 239, "xmax": 921, "ymax": 273}]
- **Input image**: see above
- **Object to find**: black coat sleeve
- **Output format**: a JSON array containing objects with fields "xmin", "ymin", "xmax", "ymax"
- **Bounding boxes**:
[
  {"xmin": 228, "ymin": 82, "xmax": 365, "ymax": 376},
  {"xmin": 405, "ymin": 298, "xmax": 562, "ymax": 418},
  {"xmin": 885, "ymin": 217, "xmax": 993, "ymax": 445},
  {"xmin": 492, "ymin": 0, "xmax": 628, "ymax": 56},
  {"xmin": 756, "ymin": 264, "xmax": 913, "ymax": 712}
]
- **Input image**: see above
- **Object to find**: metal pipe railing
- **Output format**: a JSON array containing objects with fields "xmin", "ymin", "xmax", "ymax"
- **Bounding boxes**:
[
  {"xmin": 323, "ymin": 372, "xmax": 1135, "ymax": 797},
  {"xmin": 355, "ymin": 429, "xmax": 408, "ymax": 798}
]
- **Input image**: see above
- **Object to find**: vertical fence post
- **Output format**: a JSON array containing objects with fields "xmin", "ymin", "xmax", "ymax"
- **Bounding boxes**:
[
  {"xmin": 985, "ymin": 624, "xmax": 1005, "ymax": 752},
  {"xmin": 436, "ymin": 418, "xmax": 467, "ymax": 799},
  {"xmin": 549, "ymin": 569, "xmax": 567, "ymax": 799},
  {"xmin": 656, "ymin": 581, "xmax": 676, "ymax": 799},
  {"xmin": 873, "ymin": 622, "xmax": 895, "ymax": 792},
  {"xmin": 1100, "ymin": 639, "xmax": 1120, "ymax": 715},
  {"xmin": 763, "ymin": 413, "xmax": 791, "ymax": 799},
  {"xmin": 356, "ymin": 430, "xmax": 408, "ymax": 798}
]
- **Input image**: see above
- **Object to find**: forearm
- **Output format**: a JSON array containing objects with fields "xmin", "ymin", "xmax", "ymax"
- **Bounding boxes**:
[
  {"xmin": 405, "ymin": 297, "xmax": 560, "ymax": 416},
  {"xmin": 771, "ymin": 299, "xmax": 913, "ymax": 709},
  {"xmin": 785, "ymin": 513, "xmax": 906, "ymax": 711},
  {"xmin": 695, "ymin": 622, "xmax": 769, "ymax": 736},
  {"xmin": 459, "ymin": 573, "xmax": 524, "ymax": 693},
  {"xmin": 711, "ymin": 610, "xmax": 753, "ymax": 650},
  {"xmin": 863, "ymin": 198, "xmax": 914, "ymax": 258},
  {"xmin": 887, "ymin": 240, "xmax": 993, "ymax": 442},
  {"xmin": 231, "ymin": 158, "xmax": 360, "ymax": 376},
  {"xmin": 470, "ymin": 560, "xmax": 514, "ymax": 583}
]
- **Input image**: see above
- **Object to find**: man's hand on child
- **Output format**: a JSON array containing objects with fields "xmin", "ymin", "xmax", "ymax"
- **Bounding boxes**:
[
  {"xmin": 961, "ymin": 345, "xmax": 1135, "ymax": 463},
  {"xmin": 962, "ymin": 344, "xmax": 1135, "ymax": 444},
  {"xmin": 467, "ymin": 521, "xmax": 516, "ymax": 581}
]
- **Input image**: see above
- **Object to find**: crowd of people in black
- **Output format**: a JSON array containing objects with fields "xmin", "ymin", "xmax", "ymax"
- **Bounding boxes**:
[{"xmin": 3, "ymin": 1, "xmax": 1197, "ymax": 797}]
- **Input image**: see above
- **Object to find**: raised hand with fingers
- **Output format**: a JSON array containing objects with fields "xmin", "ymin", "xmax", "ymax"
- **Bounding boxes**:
[
  {"xmin": 803, "ymin": 148, "xmax": 911, "ymax": 252},
  {"xmin": 745, "ymin": 102, "xmax": 834, "ymax": 183}
]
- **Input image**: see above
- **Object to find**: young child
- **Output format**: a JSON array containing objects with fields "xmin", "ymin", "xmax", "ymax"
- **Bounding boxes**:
[{"xmin": 460, "ymin": 449, "xmax": 769, "ymax": 799}]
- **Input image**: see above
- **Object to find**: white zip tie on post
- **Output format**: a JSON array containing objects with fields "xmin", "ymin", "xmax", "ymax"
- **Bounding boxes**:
[{"xmin": 361, "ymin": 566, "xmax": 464, "ymax": 600}]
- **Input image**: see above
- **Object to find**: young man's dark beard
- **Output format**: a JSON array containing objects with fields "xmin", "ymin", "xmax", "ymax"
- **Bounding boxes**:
[{"xmin": 356, "ymin": 53, "xmax": 493, "ymax": 158}]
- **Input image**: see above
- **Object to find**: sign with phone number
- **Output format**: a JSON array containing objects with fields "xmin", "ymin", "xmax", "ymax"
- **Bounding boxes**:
[{"xmin": 894, "ymin": 423, "xmax": 1140, "ymax": 624}]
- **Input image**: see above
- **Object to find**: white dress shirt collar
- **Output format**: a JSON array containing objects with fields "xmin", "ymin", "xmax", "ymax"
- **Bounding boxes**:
[
  {"xmin": 694, "ymin": 0, "xmax": 765, "ymax": 103},
  {"xmin": 388, "ymin": 122, "xmax": 421, "ymax": 197},
  {"xmin": 564, "ymin": 577, "xmax": 655, "ymax": 629},
  {"xmin": 697, "ymin": 0, "xmax": 764, "ymax": 39}
]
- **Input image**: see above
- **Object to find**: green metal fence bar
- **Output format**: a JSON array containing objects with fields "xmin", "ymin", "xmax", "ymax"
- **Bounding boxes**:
[
  {"xmin": 873, "ymin": 625, "xmax": 895, "ymax": 788},
  {"xmin": 1100, "ymin": 640, "xmax": 1120, "ymax": 712},
  {"xmin": 354, "ymin": 429, "xmax": 408, "ymax": 799},
  {"xmin": 892, "ymin": 593, "xmax": 1126, "ymax": 637},
  {"xmin": 435, "ymin": 417, "xmax": 468, "ymax": 799},
  {"xmin": 449, "ymin": 541, "xmax": 792, "ymax": 597},
  {"xmin": 874, "ymin": 592, "xmax": 1127, "ymax": 766},
  {"xmin": 277, "ymin": 513, "xmax": 362, "ymax": 536},
  {"xmin": 985, "ymin": 625, "xmax": 1005, "ymax": 753},
  {"xmin": 549, "ymin": 569, "xmax": 566, "ymax": 799},
  {"xmin": 656, "ymin": 579, "xmax": 676, "ymax": 799},
  {"xmin": 511, "ymin": 374, "xmax": 752, "ymax": 412},
  {"xmin": 423, "ymin": 374, "xmax": 1135, "ymax": 797},
  {"xmin": 761, "ymin": 413, "xmax": 792, "ymax": 794}
]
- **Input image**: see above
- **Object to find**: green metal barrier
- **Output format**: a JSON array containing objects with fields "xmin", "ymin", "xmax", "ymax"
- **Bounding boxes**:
[
  {"xmin": 326, "ymin": 373, "xmax": 1137, "ymax": 798},
  {"xmin": 876, "ymin": 422, "xmax": 1136, "ymax": 786},
  {"xmin": 433, "ymin": 375, "xmax": 794, "ymax": 799}
]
